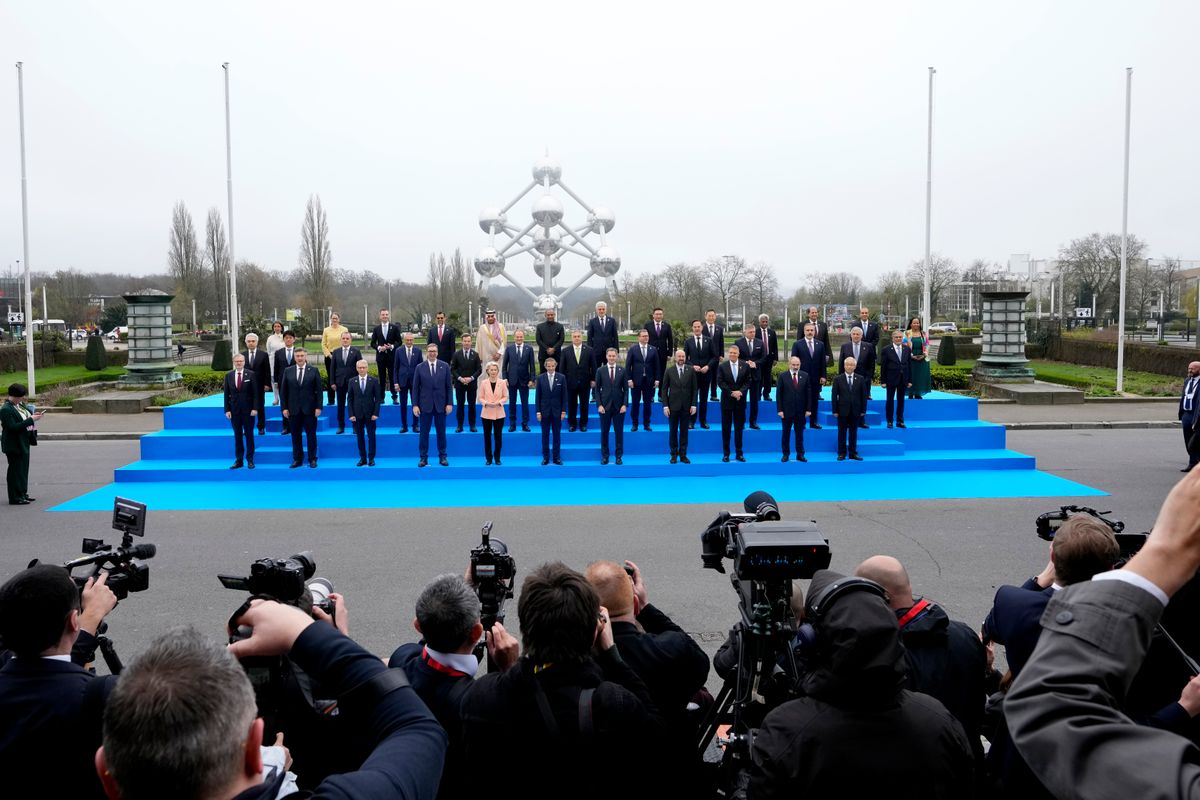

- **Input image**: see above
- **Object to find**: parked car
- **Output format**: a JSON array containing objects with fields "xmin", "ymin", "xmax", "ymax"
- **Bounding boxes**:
[
  {"xmin": 106, "ymin": 326, "xmax": 128, "ymax": 340},
  {"xmin": 928, "ymin": 322, "xmax": 959, "ymax": 333}
]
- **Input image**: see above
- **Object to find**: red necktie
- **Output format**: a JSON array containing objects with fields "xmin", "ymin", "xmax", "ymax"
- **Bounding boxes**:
[
  {"xmin": 793, "ymin": 372, "xmax": 798, "ymax": 387},
  {"xmin": 236, "ymin": 371, "xmax": 242, "ymax": 389}
]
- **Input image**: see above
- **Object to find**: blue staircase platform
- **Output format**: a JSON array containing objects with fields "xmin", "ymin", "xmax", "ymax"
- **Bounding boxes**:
[{"xmin": 49, "ymin": 388, "xmax": 1105, "ymax": 511}]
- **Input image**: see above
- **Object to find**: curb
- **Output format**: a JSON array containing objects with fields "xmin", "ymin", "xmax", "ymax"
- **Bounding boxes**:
[
  {"xmin": 39, "ymin": 432, "xmax": 149, "ymax": 441},
  {"xmin": 1001, "ymin": 421, "xmax": 1178, "ymax": 431}
]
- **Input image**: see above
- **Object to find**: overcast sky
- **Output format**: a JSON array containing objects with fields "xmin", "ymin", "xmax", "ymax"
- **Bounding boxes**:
[{"xmin": 1, "ymin": 1, "xmax": 1197, "ymax": 291}]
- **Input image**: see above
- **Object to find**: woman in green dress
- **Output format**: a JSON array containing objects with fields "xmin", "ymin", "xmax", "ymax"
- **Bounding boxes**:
[{"xmin": 904, "ymin": 317, "xmax": 931, "ymax": 399}]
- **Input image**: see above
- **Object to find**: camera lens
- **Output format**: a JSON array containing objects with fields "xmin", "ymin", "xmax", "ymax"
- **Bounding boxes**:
[{"xmin": 307, "ymin": 577, "xmax": 333, "ymax": 605}]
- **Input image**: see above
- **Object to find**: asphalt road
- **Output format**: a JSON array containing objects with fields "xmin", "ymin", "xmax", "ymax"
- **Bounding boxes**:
[{"xmin": 0, "ymin": 428, "xmax": 1186, "ymax": 682}]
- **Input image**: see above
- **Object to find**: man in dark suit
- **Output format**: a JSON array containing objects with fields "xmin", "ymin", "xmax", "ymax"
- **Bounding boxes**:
[
  {"xmin": 502, "ymin": 329, "xmax": 536, "ymax": 432},
  {"xmin": 271, "ymin": 329, "xmax": 297, "ymax": 435},
  {"xmin": 223, "ymin": 353, "xmax": 259, "ymax": 470},
  {"xmin": 625, "ymin": 329, "xmax": 660, "ymax": 431},
  {"xmin": 646, "ymin": 308, "xmax": 674, "ymax": 400},
  {"xmin": 560, "ymin": 330, "xmax": 594, "ymax": 432},
  {"xmin": 735, "ymin": 325, "xmax": 764, "ymax": 429},
  {"xmin": 717, "ymin": 345, "xmax": 751, "ymax": 462},
  {"xmin": 535, "ymin": 308, "xmax": 565, "ymax": 371},
  {"xmin": 280, "ymin": 347, "xmax": 323, "ymax": 468},
  {"xmin": 775, "ymin": 355, "xmax": 809, "ymax": 462},
  {"xmin": 370, "ymin": 308, "xmax": 401, "ymax": 405},
  {"xmin": 392, "ymin": 332, "xmax": 423, "ymax": 433},
  {"xmin": 704, "ymin": 309, "xmax": 724, "ymax": 401},
  {"xmin": 331, "ymin": 330, "xmax": 363, "ymax": 435},
  {"xmin": 536, "ymin": 357, "xmax": 567, "ymax": 465},
  {"xmin": 450, "ymin": 334, "xmax": 482, "ymax": 433},
  {"xmin": 684, "ymin": 320, "xmax": 717, "ymax": 430},
  {"xmin": 662, "ymin": 349, "xmax": 698, "ymax": 464},
  {"xmin": 586, "ymin": 301, "xmax": 618, "ymax": 369},
  {"xmin": 413, "ymin": 343, "xmax": 453, "ymax": 467},
  {"xmin": 428, "ymin": 311, "xmax": 457, "ymax": 364},
  {"xmin": 347, "ymin": 358, "xmax": 383, "ymax": 466},
  {"xmin": 839, "ymin": 327, "xmax": 876, "ymax": 430},
  {"xmin": 0, "ymin": 565, "xmax": 119, "ymax": 799},
  {"xmin": 799, "ymin": 306, "xmax": 833, "ymax": 366},
  {"xmin": 831, "ymin": 356, "xmax": 869, "ymax": 461},
  {"xmin": 1179, "ymin": 360, "xmax": 1200, "ymax": 471},
  {"xmin": 792, "ymin": 322, "xmax": 827, "ymax": 430},
  {"xmin": 594, "ymin": 348, "xmax": 627, "ymax": 465},
  {"xmin": 852, "ymin": 307, "xmax": 880, "ymax": 348},
  {"xmin": 241, "ymin": 332, "xmax": 271, "ymax": 435},
  {"xmin": 756, "ymin": 314, "xmax": 779, "ymax": 401},
  {"xmin": 879, "ymin": 329, "xmax": 912, "ymax": 429}
]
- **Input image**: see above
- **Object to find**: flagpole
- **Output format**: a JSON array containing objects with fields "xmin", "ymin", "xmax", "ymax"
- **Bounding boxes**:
[
  {"xmin": 1116, "ymin": 67, "xmax": 1132, "ymax": 393},
  {"xmin": 922, "ymin": 66, "xmax": 935, "ymax": 330},
  {"xmin": 223, "ymin": 63, "xmax": 239, "ymax": 347},
  {"xmin": 15, "ymin": 62, "xmax": 35, "ymax": 396}
]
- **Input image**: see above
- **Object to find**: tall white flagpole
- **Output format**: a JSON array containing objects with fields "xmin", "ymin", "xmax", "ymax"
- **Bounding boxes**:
[
  {"xmin": 223, "ymin": 63, "xmax": 240, "ymax": 347},
  {"xmin": 922, "ymin": 66, "xmax": 935, "ymax": 330},
  {"xmin": 16, "ymin": 62, "xmax": 35, "ymax": 396},
  {"xmin": 1116, "ymin": 67, "xmax": 1132, "ymax": 393}
]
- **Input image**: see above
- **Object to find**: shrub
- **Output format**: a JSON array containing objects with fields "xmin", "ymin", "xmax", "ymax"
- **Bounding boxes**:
[
  {"xmin": 84, "ymin": 335, "xmax": 108, "ymax": 371},
  {"xmin": 211, "ymin": 340, "xmax": 233, "ymax": 371},
  {"xmin": 181, "ymin": 371, "xmax": 224, "ymax": 395},
  {"xmin": 931, "ymin": 363, "xmax": 972, "ymax": 390},
  {"xmin": 937, "ymin": 335, "xmax": 957, "ymax": 365}
]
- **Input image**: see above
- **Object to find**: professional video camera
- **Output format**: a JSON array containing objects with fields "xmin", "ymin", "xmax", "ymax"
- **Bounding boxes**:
[
  {"xmin": 1035, "ymin": 504, "xmax": 1147, "ymax": 560},
  {"xmin": 470, "ymin": 521, "xmax": 516, "ymax": 630},
  {"xmin": 218, "ymin": 550, "xmax": 335, "ymax": 619},
  {"xmin": 697, "ymin": 491, "xmax": 832, "ymax": 795}
]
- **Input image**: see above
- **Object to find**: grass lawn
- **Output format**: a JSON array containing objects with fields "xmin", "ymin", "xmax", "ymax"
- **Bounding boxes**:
[
  {"xmin": 1027, "ymin": 360, "xmax": 1182, "ymax": 397},
  {"xmin": 0, "ymin": 363, "xmax": 127, "ymax": 391}
]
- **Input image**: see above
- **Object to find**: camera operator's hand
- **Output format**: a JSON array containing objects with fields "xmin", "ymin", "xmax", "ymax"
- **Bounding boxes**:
[
  {"xmin": 79, "ymin": 572, "xmax": 118, "ymax": 635},
  {"xmin": 311, "ymin": 592, "xmax": 349, "ymax": 637},
  {"xmin": 594, "ymin": 605, "xmax": 615, "ymax": 653},
  {"xmin": 1127, "ymin": 468, "xmax": 1200, "ymax": 596},
  {"xmin": 227, "ymin": 600, "xmax": 316, "ymax": 659},
  {"xmin": 273, "ymin": 732, "xmax": 294, "ymax": 771},
  {"xmin": 486, "ymin": 621, "xmax": 520, "ymax": 671},
  {"xmin": 1035, "ymin": 559, "xmax": 1056, "ymax": 589},
  {"xmin": 625, "ymin": 559, "xmax": 648, "ymax": 610}
]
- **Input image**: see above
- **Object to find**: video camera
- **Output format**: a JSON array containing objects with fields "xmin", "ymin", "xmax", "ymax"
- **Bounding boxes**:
[
  {"xmin": 470, "ymin": 522, "xmax": 515, "ymax": 630},
  {"xmin": 701, "ymin": 490, "xmax": 831, "ymax": 580},
  {"xmin": 56, "ymin": 497, "xmax": 156, "ymax": 601},
  {"xmin": 1036, "ymin": 505, "xmax": 1147, "ymax": 560}
]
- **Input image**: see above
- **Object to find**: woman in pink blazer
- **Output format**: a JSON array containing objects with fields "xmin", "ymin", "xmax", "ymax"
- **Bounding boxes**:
[{"xmin": 478, "ymin": 361, "xmax": 509, "ymax": 465}]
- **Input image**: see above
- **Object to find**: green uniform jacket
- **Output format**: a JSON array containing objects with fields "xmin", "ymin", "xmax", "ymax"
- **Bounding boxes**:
[{"xmin": 0, "ymin": 401, "xmax": 35, "ymax": 455}]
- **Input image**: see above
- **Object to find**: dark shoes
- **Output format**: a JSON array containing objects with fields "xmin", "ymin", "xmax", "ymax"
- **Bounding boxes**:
[
  {"xmin": 439, "ymin": 457, "xmax": 449, "ymax": 466},
  {"xmin": 569, "ymin": 426, "xmax": 577, "ymax": 432},
  {"xmin": 230, "ymin": 461, "xmax": 243, "ymax": 470},
  {"xmin": 644, "ymin": 425, "xmax": 654, "ymax": 432},
  {"xmin": 486, "ymin": 458, "xmax": 494, "ymax": 466},
  {"xmin": 601, "ymin": 457, "xmax": 609, "ymax": 465},
  {"xmin": 470, "ymin": 427, "xmax": 477, "ymax": 433},
  {"xmin": 850, "ymin": 454, "xmax": 863, "ymax": 461},
  {"xmin": 615, "ymin": 457, "xmax": 623, "ymax": 465},
  {"xmin": 700, "ymin": 423, "xmax": 710, "ymax": 429},
  {"xmin": 553, "ymin": 458, "xmax": 563, "ymax": 466},
  {"xmin": 680, "ymin": 455, "xmax": 691, "ymax": 464},
  {"xmin": 858, "ymin": 423, "xmax": 869, "ymax": 429},
  {"xmin": 522, "ymin": 425, "xmax": 531, "ymax": 432},
  {"xmin": 810, "ymin": 423, "xmax": 823, "ymax": 430},
  {"xmin": 508, "ymin": 426, "xmax": 516, "ymax": 432},
  {"xmin": 897, "ymin": 422, "xmax": 907, "ymax": 428},
  {"xmin": 580, "ymin": 427, "xmax": 588, "ymax": 432},
  {"xmin": 631, "ymin": 425, "xmax": 639, "ymax": 432},
  {"xmin": 542, "ymin": 458, "xmax": 550, "ymax": 466},
  {"xmin": 308, "ymin": 460, "xmax": 317, "ymax": 468},
  {"xmin": 290, "ymin": 460, "xmax": 302, "ymax": 468},
  {"xmin": 368, "ymin": 458, "xmax": 375, "ymax": 466},
  {"xmin": 10, "ymin": 499, "xmax": 30, "ymax": 505},
  {"xmin": 357, "ymin": 458, "xmax": 367, "ymax": 467},
  {"xmin": 419, "ymin": 459, "xmax": 428, "ymax": 467},
  {"xmin": 455, "ymin": 426, "xmax": 464, "ymax": 433},
  {"xmin": 670, "ymin": 455, "xmax": 678, "ymax": 464},
  {"xmin": 247, "ymin": 461, "xmax": 254, "ymax": 470},
  {"xmin": 722, "ymin": 455, "xmax": 730, "ymax": 462},
  {"xmin": 797, "ymin": 454, "xmax": 808, "ymax": 462},
  {"xmin": 887, "ymin": 423, "xmax": 893, "ymax": 428},
  {"xmin": 837, "ymin": 455, "xmax": 846, "ymax": 461},
  {"xmin": 495, "ymin": 458, "xmax": 502, "ymax": 465},
  {"xmin": 749, "ymin": 424, "xmax": 761, "ymax": 430},
  {"xmin": 336, "ymin": 428, "xmax": 345, "ymax": 434},
  {"xmin": 400, "ymin": 426, "xmax": 409, "ymax": 433},
  {"xmin": 781, "ymin": 455, "xmax": 789, "ymax": 462}
]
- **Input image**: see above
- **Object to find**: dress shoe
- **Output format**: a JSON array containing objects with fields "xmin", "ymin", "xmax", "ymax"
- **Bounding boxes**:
[
  {"xmin": 797, "ymin": 455, "xmax": 808, "ymax": 462},
  {"xmin": 615, "ymin": 456, "xmax": 623, "ymax": 465},
  {"xmin": 23, "ymin": 496, "xmax": 36, "ymax": 502},
  {"xmin": 897, "ymin": 422, "xmax": 907, "ymax": 428},
  {"xmin": 400, "ymin": 426, "xmax": 409, "ymax": 433},
  {"xmin": 522, "ymin": 425, "xmax": 531, "ymax": 432},
  {"xmin": 681, "ymin": 455, "xmax": 691, "ymax": 464},
  {"xmin": 569, "ymin": 426, "xmax": 577, "ymax": 432},
  {"xmin": 580, "ymin": 427, "xmax": 588, "ymax": 432},
  {"xmin": 763, "ymin": 394, "xmax": 772, "ymax": 402},
  {"xmin": 456, "ymin": 426, "xmax": 464, "ymax": 433},
  {"xmin": 368, "ymin": 458, "xmax": 375, "ymax": 466},
  {"xmin": 542, "ymin": 458, "xmax": 550, "ymax": 466},
  {"xmin": 356, "ymin": 458, "xmax": 367, "ymax": 467},
  {"xmin": 837, "ymin": 455, "xmax": 846, "ymax": 461},
  {"xmin": 688, "ymin": 424, "xmax": 695, "ymax": 430},
  {"xmin": 9, "ymin": 499, "xmax": 29, "ymax": 505},
  {"xmin": 392, "ymin": 398, "xmax": 400, "ymax": 405},
  {"xmin": 247, "ymin": 461, "xmax": 254, "ymax": 470},
  {"xmin": 257, "ymin": 428, "xmax": 266, "ymax": 436},
  {"xmin": 600, "ymin": 457, "xmax": 609, "ymax": 465},
  {"xmin": 644, "ymin": 425, "xmax": 654, "ymax": 432},
  {"xmin": 809, "ymin": 423, "xmax": 823, "ymax": 430},
  {"xmin": 631, "ymin": 425, "xmax": 639, "ymax": 432},
  {"xmin": 230, "ymin": 461, "xmax": 243, "ymax": 470},
  {"xmin": 887, "ymin": 422, "xmax": 894, "ymax": 428},
  {"xmin": 494, "ymin": 458, "xmax": 502, "ymax": 465},
  {"xmin": 781, "ymin": 455, "xmax": 789, "ymax": 462},
  {"xmin": 701, "ymin": 423, "xmax": 710, "ymax": 429},
  {"xmin": 553, "ymin": 458, "xmax": 563, "ymax": 465},
  {"xmin": 850, "ymin": 454, "xmax": 863, "ymax": 461},
  {"xmin": 486, "ymin": 458, "xmax": 493, "ymax": 465},
  {"xmin": 722, "ymin": 455, "xmax": 730, "ymax": 462},
  {"xmin": 308, "ymin": 460, "xmax": 317, "ymax": 468},
  {"xmin": 749, "ymin": 424, "xmax": 761, "ymax": 430},
  {"xmin": 470, "ymin": 427, "xmax": 477, "ymax": 433},
  {"xmin": 508, "ymin": 426, "xmax": 516, "ymax": 432},
  {"xmin": 439, "ymin": 457, "xmax": 449, "ymax": 466},
  {"xmin": 858, "ymin": 423, "xmax": 869, "ymax": 429},
  {"xmin": 336, "ymin": 428, "xmax": 345, "ymax": 434},
  {"xmin": 419, "ymin": 459, "xmax": 428, "ymax": 467},
  {"xmin": 290, "ymin": 461, "xmax": 302, "ymax": 468},
  {"xmin": 736, "ymin": 454, "xmax": 746, "ymax": 462},
  {"xmin": 670, "ymin": 455, "xmax": 678, "ymax": 464}
]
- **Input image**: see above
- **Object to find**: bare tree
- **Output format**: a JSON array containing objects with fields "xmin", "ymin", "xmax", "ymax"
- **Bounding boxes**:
[
  {"xmin": 1128, "ymin": 258, "xmax": 1159, "ymax": 323},
  {"xmin": 622, "ymin": 271, "xmax": 665, "ymax": 325},
  {"xmin": 299, "ymin": 195, "xmax": 334, "ymax": 311},
  {"xmin": 204, "ymin": 208, "xmax": 229, "ymax": 322},
  {"xmin": 1057, "ymin": 233, "xmax": 1147, "ymax": 320},
  {"xmin": 873, "ymin": 270, "xmax": 909, "ymax": 319},
  {"xmin": 745, "ymin": 261, "xmax": 781, "ymax": 317},
  {"xmin": 660, "ymin": 262, "xmax": 708, "ymax": 322},
  {"xmin": 168, "ymin": 201, "xmax": 203, "ymax": 300},
  {"xmin": 1153, "ymin": 256, "xmax": 1183, "ymax": 312},
  {"xmin": 701, "ymin": 255, "xmax": 750, "ymax": 321},
  {"xmin": 905, "ymin": 254, "xmax": 961, "ymax": 318},
  {"xmin": 806, "ymin": 271, "xmax": 864, "ymax": 307},
  {"xmin": 46, "ymin": 268, "xmax": 96, "ymax": 326}
]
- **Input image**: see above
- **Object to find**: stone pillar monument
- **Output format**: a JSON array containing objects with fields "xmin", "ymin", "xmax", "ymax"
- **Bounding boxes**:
[
  {"xmin": 118, "ymin": 289, "xmax": 182, "ymax": 386},
  {"xmin": 972, "ymin": 290, "xmax": 1034, "ymax": 383}
]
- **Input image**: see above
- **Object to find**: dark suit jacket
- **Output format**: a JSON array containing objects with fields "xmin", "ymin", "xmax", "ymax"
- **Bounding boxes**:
[
  {"xmin": 791, "ymin": 338, "xmax": 827, "ymax": 385},
  {"xmin": 981, "ymin": 577, "xmax": 1054, "ymax": 678},
  {"xmin": 776, "ymin": 370, "xmax": 811, "ymax": 420},
  {"xmin": 594, "ymin": 364, "xmax": 628, "ymax": 411},
  {"xmin": 717, "ymin": 360, "xmax": 752, "ymax": 409},
  {"xmin": 756, "ymin": 326, "xmax": 779, "ymax": 365},
  {"xmin": 450, "ymin": 349, "xmax": 483, "ymax": 385},
  {"xmin": 393, "ymin": 345, "xmax": 424, "ymax": 389},
  {"xmin": 852, "ymin": 319, "xmax": 880, "ymax": 347},
  {"xmin": 502, "ymin": 343, "xmax": 536, "ymax": 387},
  {"xmin": 241, "ymin": 349, "xmax": 271, "ymax": 392},
  {"xmin": 370, "ymin": 322, "xmax": 401, "ymax": 358},
  {"xmin": 838, "ymin": 341, "xmax": 876, "ymax": 380},
  {"xmin": 735, "ymin": 337, "xmax": 764, "ymax": 384},
  {"xmin": 560, "ymin": 344, "xmax": 595, "ymax": 390},
  {"xmin": 223, "ymin": 369, "xmax": 259, "ymax": 417},
  {"xmin": 536, "ymin": 372, "xmax": 566, "ymax": 417},
  {"xmin": 831, "ymin": 372, "xmax": 869, "ymax": 417},
  {"xmin": 704, "ymin": 322, "xmax": 725, "ymax": 359},
  {"xmin": 280, "ymin": 364, "xmax": 323, "ymax": 416},
  {"xmin": 684, "ymin": 334, "xmax": 717, "ymax": 372},
  {"xmin": 412, "ymin": 359, "xmax": 452, "ymax": 412},
  {"xmin": 880, "ymin": 342, "xmax": 913, "ymax": 388},
  {"xmin": 347, "ymin": 374, "xmax": 383, "ymax": 420},
  {"xmin": 428, "ymin": 325, "xmax": 457, "ymax": 362},
  {"xmin": 645, "ymin": 320, "xmax": 674, "ymax": 367},
  {"xmin": 1180, "ymin": 375, "xmax": 1200, "ymax": 419},
  {"xmin": 798, "ymin": 319, "xmax": 832, "ymax": 361},
  {"xmin": 586, "ymin": 316, "xmax": 618, "ymax": 366},
  {"xmin": 612, "ymin": 604, "xmax": 711, "ymax": 738},
  {"xmin": 535, "ymin": 321, "xmax": 565, "ymax": 361},
  {"xmin": 661, "ymin": 363, "xmax": 698, "ymax": 414},
  {"xmin": 0, "ymin": 402, "xmax": 36, "ymax": 456},
  {"xmin": 272, "ymin": 346, "xmax": 298, "ymax": 389},
  {"xmin": 625, "ymin": 344, "xmax": 661, "ymax": 388},
  {"xmin": 331, "ymin": 346, "xmax": 363, "ymax": 389}
]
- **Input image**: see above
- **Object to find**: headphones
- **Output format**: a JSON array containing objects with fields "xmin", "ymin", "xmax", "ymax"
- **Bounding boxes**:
[{"xmin": 793, "ymin": 576, "xmax": 889, "ymax": 654}]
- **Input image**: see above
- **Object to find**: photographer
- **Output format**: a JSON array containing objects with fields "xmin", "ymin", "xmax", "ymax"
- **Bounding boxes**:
[
  {"xmin": 460, "ymin": 562, "xmax": 665, "ymax": 799},
  {"xmin": 96, "ymin": 601, "xmax": 445, "ymax": 800},
  {"xmin": 0, "ymin": 565, "xmax": 119, "ymax": 798},
  {"xmin": 389, "ymin": 573, "xmax": 520, "ymax": 799}
]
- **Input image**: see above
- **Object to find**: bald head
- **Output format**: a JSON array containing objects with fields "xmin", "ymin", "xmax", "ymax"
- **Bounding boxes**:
[
  {"xmin": 854, "ymin": 555, "xmax": 912, "ymax": 611},
  {"xmin": 1189, "ymin": 361, "xmax": 1200, "ymax": 377},
  {"xmin": 584, "ymin": 561, "xmax": 634, "ymax": 618}
]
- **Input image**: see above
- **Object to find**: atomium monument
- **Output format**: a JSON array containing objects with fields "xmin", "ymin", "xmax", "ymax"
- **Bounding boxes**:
[{"xmin": 474, "ymin": 154, "xmax": 620, "ymax": 313}]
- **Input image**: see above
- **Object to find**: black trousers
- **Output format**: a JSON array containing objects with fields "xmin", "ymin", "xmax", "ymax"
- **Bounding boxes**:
[
  {"xmin": 885, "ymin": 384, "xmax": 906, "ymax": 424},
  {"xmin": 759, "ymin": 361, "xmax": 774, "ymax": 399},
  {"xmin": 599, "ymin": 410, "xmax": 625, "ymax": 458},
  {"xmin": 508, "ymin": 384, "xmax": 530, "ymax": 426},
  {"xmin": 253, "ymin": 384, "xmax": 266, "ymax": 432},
  {"xmin": 805, "ymin": 377, "xmax": 821, "ymax": 427},
  {"xmin": 629, "ymin": 382, "xmax": 654, "ymax": 427},
  {"xmin": 6, "ymin": 450, "xmax": 29, "ymax": 502},
  {"xmin": 540, "ymin": 413, "xmax": 562, "ymax": 460},
  {"xmin": 1184, "ymin": 410, "xmax": 1198, "ymax": 466},
  {"xmin": 290, "ymin": 413, "xmax": 318, "ymax": 462},
  {"xmin": 836, "ymin": 415, "xmax": 859, "ymax": 456},
  {"xmin": 693, "ymin": 372, "xmax": 712, "ymax": 425},
  {"xmin": 455, "ymin": 383, "xmax": 478, "ymax": 428},
  {"xmin": 482, "ymin": 418, "xmax": 503, "ymax": 461},
  {"xmin": 377, "ymin": 352, "xmax": 395, "ymax": 400},
  {"xmin": 668, "ymin": 410, "xmax": 689, "ymax": 455},
  {"xmin": 721, "ymin": 401, "xmax": 745, "ymax": 456},
  {"xmin": 335, "ymin": 383, "xmax": 350, "ymax": 430},
  {"xmin": 567, "ymin": 382, "xmax": 590, "ymax": 429},
  {"xmin": 230, "ymin": 412, "xmax": 255, "ymax": 462},
  {"xmin": 353, "ymin": 417, "xmax": 377, "ymax": 460},
  {"xmin": 324, "ymin": 357, "xmax": 335, "ymax": 403},
  {"xmin": 747, "ymin": 380, "xmax": 760, "ymax": 425},
  {"xmin": 396, "ymin": 386, "xmax": 411, "ymax": 429},
  {"xmin": 780, "ymin": 415, "xmax": 805, "ymax": 457}
]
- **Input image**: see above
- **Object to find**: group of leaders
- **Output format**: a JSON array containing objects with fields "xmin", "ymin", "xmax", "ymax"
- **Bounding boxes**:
[{"xmin": 223, "ymin": 303, "xmax": 933, "ymax": 469}]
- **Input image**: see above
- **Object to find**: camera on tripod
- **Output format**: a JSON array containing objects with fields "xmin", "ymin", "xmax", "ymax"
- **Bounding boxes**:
[
  {"xmin": 1036, "ymin": 505, "xmax": 1147, "ymax": 560},
  {"xmin": 701, "ymin": 490, "xmax": 831, "ymax": 580},
  {"xmin": 470, "ymin": 522, "xmax": 515, "ymax": 630},
  {"xmin": 58, "ymin": 497, "xmax": 156, "ymax": 601}
]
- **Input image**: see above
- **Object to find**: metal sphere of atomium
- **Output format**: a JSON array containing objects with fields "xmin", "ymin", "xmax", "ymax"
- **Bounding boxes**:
[
  {"xmin": 533, "ymin": 228, "xmax": 561, "ymax": 255},
  {"xmin": 535, "ymin": 293, "xmax": 559, "ymax": 312},
  {"xmin": 531, "ymin": 156, "xmax": 562, "ymax": 185},
  {"xmin": 589, "ymin": 245, "xmax": 621, "ymax": 278},
  {"xmin": 531, "ymin": 193, "xmax": 564, "ymax": 227},
  {"xmin": 478, "ymin": 207, "xmax": 507, "ymax": 234},
  {"xmin": 588, "ymin": 206, "xmax": 615, "ymax": 234},
  {"xmin": 473, "ymin": 246, "xmax": 506, "ymax": 279},
  {"xmin": 533, "ymin": 254, "xmax": 562, "ymax": 279}
]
